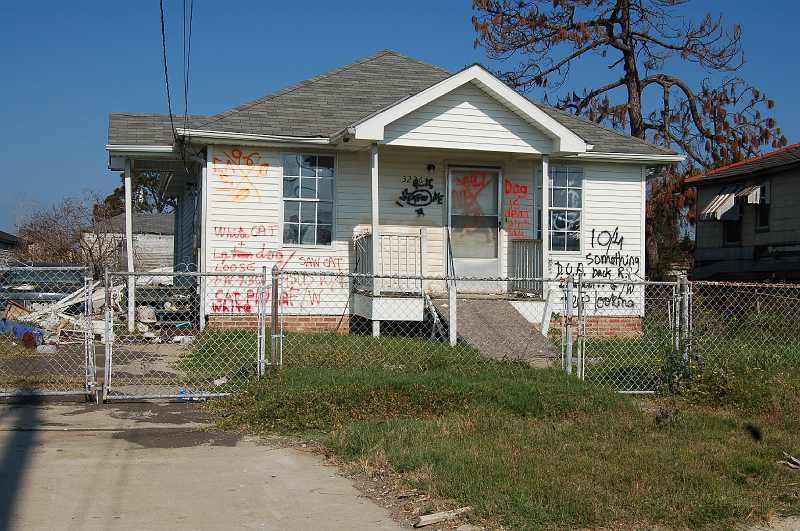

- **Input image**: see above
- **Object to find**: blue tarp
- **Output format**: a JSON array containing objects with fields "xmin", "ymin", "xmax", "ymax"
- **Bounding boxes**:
[{"xmin": 0, "ymin": 319, "xmax": 45, "ymax": 346}]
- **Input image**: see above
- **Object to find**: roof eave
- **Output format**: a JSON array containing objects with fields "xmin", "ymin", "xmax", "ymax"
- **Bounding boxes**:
[
  {"xmin": 561, "ymin": 151, "xmax": 684, "ymax": 163},
  {"xmin": 176, "ymin": 128, "xmax": 333, "ymax": 147},
  {"xmin": 686, "ymin": 159, "xmax": 800, "ymax": 185}
]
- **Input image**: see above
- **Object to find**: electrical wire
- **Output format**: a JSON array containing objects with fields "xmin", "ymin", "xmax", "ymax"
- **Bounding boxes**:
[{"xmin": 159, "ymin": 0, "xmax": 177, "ymax": 142}]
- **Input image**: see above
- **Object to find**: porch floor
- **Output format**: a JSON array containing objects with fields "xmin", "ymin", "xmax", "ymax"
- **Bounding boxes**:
[{"xmin": 430, "ymin": 298, "xmax": 556, "ymax": 368}]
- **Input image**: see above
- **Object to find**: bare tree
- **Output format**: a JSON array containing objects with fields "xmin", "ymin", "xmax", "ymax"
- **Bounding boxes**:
[
  {"xmin": 472, "ymin": 0, "xmax": 788, "ymax": 277},
  {"xmin": 472, "ymin": 0, "xmax": 786, "ymax": 172},
  {"xmin": 16, "ymin": 195, "xmax": 123, "ymax": 276}
]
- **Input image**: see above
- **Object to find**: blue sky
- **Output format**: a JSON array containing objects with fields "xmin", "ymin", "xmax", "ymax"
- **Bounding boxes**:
[{"xmin": 1, "ymin": 1, "xmax": 797, "ymax": 233}]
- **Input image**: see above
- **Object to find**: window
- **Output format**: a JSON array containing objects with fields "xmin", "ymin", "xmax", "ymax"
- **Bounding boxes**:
[
  {"xmin": 548, "ymin": 166, "xmax": 582, "ymax": 251},
  {"xmin": 723, "ymin": 203, "xmax": 742, "ymax": 245},
  {"xmin": 282, "ymin": 154, "xmax": 334, "ymax": 245},
  {"xmin": 757, "ymin": 182, "xmax": 770, "ymax": 230}
]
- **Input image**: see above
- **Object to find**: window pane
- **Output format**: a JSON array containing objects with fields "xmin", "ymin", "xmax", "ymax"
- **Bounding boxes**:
[
  {"xmin": 283, "ymin": 177, "xmax": 300, "ymax": 198},
  {"xmin": 300, "ymin": 202, "xmax": 316, "ymax": 224},
  {"xmin": 550, "ymin": 231, "xmax": 566, "ymax": 252},
  {"xmin": 299, "ymin": 224, "xmax": 315, "ymax": 245},
  {"xmin": 565, "ymin": 211, "xmax": 580, "ymax": 231},
  {"xmin": 566, "ymin": 231, "xmax": 580, "ymax": 251},
  {"xmin": 567, "ymin": 168, "xmax": 582, "ymax": 188},
  {"xmin": 550, "ymin": 210, "xmax": 567, "ymax": 230},
  {"xmin": 283, "ymin": 223, "xmax": 299, "ymax": 244},
  {"xmin": 300, "ymin": 155, "xmax": 316, "ymax": 177},
  {"xmin": 551, "ymin": 167, "xmax": 567, "ymax": 187},
  {"xmin": 317, "ymin": 156, "xmax": 334, "ymax": 178},
  {"xmin": 300, "ymin": 177, "xmax": 317, "ymax": 199},
  {"xmin": 552, "ymin": 188, "xmax": 568, "ymax": 208},
  {"xmin": 567, "ymin": 189, "xmax": 582, "ymax": 208},
  {"xmin": 283, "ymin": 155, "xmax": 301, "ymax": 176},
  {"xmin": 317, "ymin": 178, "xmax": 333, "ymax": 201},
  {"xmin": 283, "ymin": 201, "xmax": 299, "ymax": 223},
  {"xmin": 316, "ymin": 225, "xmax": 332, "ymax": 245},
  {"xmin": 317, "ymin": 201, "xmax": 333, "ymax": 225}
]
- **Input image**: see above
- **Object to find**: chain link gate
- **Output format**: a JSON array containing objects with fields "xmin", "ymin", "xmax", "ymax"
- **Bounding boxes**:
[
  {"xmin": 0, "ymin": 266, "xmax": 95, "ymax": 398},
  {"xmin": 101, "ymin": 270, "xmax": 276, "ymax": 400},
  {"xmin": 563, "ymin": 276, "xmax": 689, "ymax": 394}
]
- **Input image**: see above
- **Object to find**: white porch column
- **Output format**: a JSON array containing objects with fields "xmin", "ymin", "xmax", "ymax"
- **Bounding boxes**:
[
  {"xmin": 124, "ymin": 159, "xmax": 136, "ymax": 332},
  {"xmin": 199, "ymin": 158, "xmax": 208, "ymax": 330},
  {"xmin": 370, "ymin": 143, "xmax": 381, "ymax": 337},
  {"xmin": 540, "ymin": 156, "xmax": 550, "ymax": 276}
]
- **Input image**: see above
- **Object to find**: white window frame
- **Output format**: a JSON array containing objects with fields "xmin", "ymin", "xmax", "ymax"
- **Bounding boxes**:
[
  {"xmin": 281, "ymin": 153, "xmax": 336, "ymax": 247},
  {"xmin": 548, "ymin": 166, "xmax": 583, "ymax": 253}
]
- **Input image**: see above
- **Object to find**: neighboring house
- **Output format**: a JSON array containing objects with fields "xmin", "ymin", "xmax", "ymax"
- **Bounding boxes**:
[
  {"xmin": 105, "ymin": 50, "xmax": 681, "ymax": 332},
  {"xmin": 687, "ymin": 143, "xmax": 800, "ymax": 282},
  {"xmin": 85, "ymin": 213, "xmax": 175, "ymax": 271},
  {"xmin": 0, "ymin": 231, "xmax": 19, "ymax": 265}
]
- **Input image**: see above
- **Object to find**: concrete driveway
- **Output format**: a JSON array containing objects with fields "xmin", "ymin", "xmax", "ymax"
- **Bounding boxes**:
[{"xmin": 0, "ymin": 401, "xmax": 402, "ymax": 531}]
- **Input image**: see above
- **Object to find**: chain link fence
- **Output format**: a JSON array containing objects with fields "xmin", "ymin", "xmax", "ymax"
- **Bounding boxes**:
[
  {"xmin": 0, "ymin": 265, "xmax": 94, "ymax": 397},
  {"xmin": 102, "ymin": 269, "xmax": 264, "ymax": 400},
  {"xmin": 6, "ymin": 265, "xmax": 796, "ymax": 400}
]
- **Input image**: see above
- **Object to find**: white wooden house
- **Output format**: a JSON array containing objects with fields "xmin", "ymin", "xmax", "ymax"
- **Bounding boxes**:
[{"xmin": 106, "ymin": 51, "xmax": 681, "ymax": 333}]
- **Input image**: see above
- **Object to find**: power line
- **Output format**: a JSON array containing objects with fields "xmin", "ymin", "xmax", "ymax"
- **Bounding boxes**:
[
  {"xmin": 159, "ymin": 0, "xmax": 177, "ymax": 142},
  {"xmin": 183, "ymin": 0, "xmax": 194, "ymax": 141}
]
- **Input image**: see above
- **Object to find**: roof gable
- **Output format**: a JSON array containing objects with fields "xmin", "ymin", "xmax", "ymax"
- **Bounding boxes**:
[
  {"xmin": 352, "ymin": 64, "xmax": 586, "ymax": 153},
  {"xmin": 383, "ymin": 81, "xmax": 555, "ymax": 154}
]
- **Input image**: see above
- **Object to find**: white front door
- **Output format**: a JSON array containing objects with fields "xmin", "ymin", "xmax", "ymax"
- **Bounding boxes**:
[{"xmin": 448, "ymin": 167, "xmax": 501, "ymax": 290}]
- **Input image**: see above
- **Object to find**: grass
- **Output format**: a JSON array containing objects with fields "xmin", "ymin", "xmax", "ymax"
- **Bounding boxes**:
[{"xmin": 211, "ymin": 332, "xmax": 800, "ymax": 530}]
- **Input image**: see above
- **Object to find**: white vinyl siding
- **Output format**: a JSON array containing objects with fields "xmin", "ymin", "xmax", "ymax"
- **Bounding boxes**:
[
  {"xmin": 545, "ymin": 160, "xmax": 645, "ymax": 315},
  {"xmin": 383, "ymin": 82, "xmax": 553, "ymax": 154}
]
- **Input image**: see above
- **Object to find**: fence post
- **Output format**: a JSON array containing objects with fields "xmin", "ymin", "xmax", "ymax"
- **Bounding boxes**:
[
  {"xmin": 576, "ymin": 274, "xmax": 584, "ymax": 380},
  {"xmin": 564, "ymin": 275, "xmax": 574, "ymax": 375},
  {"xmin": 102, "ymin": 271, "xmax": 113, "ymax": 403},
  {"xmin": 84, "ymin": 276, "xmax": 94, "ymax": 397},
  {"xmin": 270, "ymin": 265, "xmax": 280, "ymax": 369},
  {"xmin": 257, "ymin": 267, "xmax": 267, "ymax": 377},
  {"xmin": 679, "ymin": 273, "xmax": 691, "ymax": 363}
]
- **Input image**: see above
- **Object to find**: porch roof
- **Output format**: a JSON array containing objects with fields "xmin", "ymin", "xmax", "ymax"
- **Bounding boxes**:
[{"xmin": 107, "ymin": 50, "xmax": 676, "ymax": 158}]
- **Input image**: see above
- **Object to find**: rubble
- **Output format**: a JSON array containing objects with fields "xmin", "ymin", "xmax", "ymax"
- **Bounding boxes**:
[{"xmin": 1, "ymin": 267, "xmax": 197, "ymax": 348}]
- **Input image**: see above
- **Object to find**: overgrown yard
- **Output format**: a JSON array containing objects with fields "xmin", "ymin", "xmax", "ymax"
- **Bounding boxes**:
[{"xmin": 211, "ymin": 333, "xmax": 800, "ymax": 530}]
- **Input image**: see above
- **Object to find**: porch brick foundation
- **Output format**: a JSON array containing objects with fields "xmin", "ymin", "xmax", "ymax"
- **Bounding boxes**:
[
  {"xmin": 550, "ymin": 316, "xmax": 643, "ymax": 338},
  {"xmin": 207, "ymin": 314, "xmax": 350, "ymax": 334}
]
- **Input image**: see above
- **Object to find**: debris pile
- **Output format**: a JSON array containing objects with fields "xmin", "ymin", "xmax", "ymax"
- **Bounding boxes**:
[{"xmin": 1, "ymin": 267, "xmax": 197, "ymax": 351}]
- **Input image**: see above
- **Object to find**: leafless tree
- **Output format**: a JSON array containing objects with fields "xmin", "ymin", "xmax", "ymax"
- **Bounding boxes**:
[
  {"xmin": 472, "ymin": 0, "xmax": 788, "ymax": 277},
  {"xmin": 15, "ymin": 195, "xmax": 123, "ymax": 276},
  {"xmin": 472, "ymin": 0, "xmax": 787, "ymax": 173}
]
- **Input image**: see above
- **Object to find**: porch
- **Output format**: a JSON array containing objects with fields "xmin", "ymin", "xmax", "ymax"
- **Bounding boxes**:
[{"xmin": 351, "ymin": 230, "xmax": 544, "ymax": 298}]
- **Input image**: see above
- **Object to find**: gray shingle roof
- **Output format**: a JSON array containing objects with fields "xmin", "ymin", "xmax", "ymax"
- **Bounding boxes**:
[
  {"xmin": 537, "ymin": 104, "xmax": 674, "ymax": 155},
  {"xmin": 108, "ymin": 50, "xmax": 673, "ymax": 156},
  {"xmin": 195, "ymin": 50, "xmax": 451, "ymax": 137},
  {"xmin": 107, "ymin": 213, "xmax": 174, "ymax": 235},
  {"xmin": 686, "ymin": 143, "xmax": 800, "ymax": 184},
  {"xmin": 107, "ymin": 113, "xmax": 208, "ymax": 146}
]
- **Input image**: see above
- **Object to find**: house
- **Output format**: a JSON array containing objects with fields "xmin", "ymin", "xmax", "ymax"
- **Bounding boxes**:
[
  {"xmin": 105, "ymin": 50, "xmax": 681, "ymax": 334},
  {"xmin": 688, "ymin": 143, "xmax": 800, "ymax": 282},
  {"xmin": 83, "ymin": 212, "xmax": 175, "ymax": 272},
  {"xmin": 0, "ymin": 231, "xmax": 18, "ymax": 265},
  {"xmin": 107, "ymin": 212, "xmax": 175, "ymax": 271}
]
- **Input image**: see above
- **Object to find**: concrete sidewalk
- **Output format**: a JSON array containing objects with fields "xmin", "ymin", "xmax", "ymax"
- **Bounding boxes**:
[{"xmin": 0, "ymin": 402, "xmax": 402, "ymax": 531}]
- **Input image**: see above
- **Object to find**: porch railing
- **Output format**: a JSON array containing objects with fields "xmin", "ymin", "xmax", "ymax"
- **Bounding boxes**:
[
  {"xmin": 509, "ymin": 238, "xmax": 543, "ymax": 297},
  {"xmin": 352, "ymin": 231, "xmax": 423, "ymax": 294}
]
